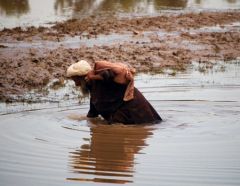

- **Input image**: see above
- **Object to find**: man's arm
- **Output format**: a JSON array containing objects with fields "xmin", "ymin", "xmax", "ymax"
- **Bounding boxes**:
[{"xmin": 85, "ymin": 71, "xmax": 103, "ymax": 82}]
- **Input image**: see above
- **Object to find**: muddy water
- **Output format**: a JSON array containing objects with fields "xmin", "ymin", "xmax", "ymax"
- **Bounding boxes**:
[
  {"xmin": 1, "ymin": 0, "xmax": 240, "ymax": 29},
  {"xmin": 0, "ymin": 61, "xmax": 240, "ymax": 185}
]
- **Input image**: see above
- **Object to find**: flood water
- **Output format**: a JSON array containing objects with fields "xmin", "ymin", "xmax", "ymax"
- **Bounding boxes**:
[
  {"xmin": 1, "ymin": 0, "xmax": 240, "ymax": 185},
  {"xmin": 0, "ymin": 61, "xmax": 240, "ymax": 186},
  {"xmin": 0, "ymin": 0, "xmax": 240, "ymax": 29}
]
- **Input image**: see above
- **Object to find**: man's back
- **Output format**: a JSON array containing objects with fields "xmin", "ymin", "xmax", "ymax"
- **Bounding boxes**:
[{"xmin": 87, "ymin": 69, "xmax": 162, "ymax": 124}]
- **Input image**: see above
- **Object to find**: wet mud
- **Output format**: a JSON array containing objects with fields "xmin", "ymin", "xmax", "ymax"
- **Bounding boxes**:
[{"xmin": 0, "ymin": 11, "xmax": 240, "ymax": 101}]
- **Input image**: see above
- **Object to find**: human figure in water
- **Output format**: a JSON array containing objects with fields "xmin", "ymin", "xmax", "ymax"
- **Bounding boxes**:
[{"xmin": 67, "ymin": 60, "xmax": 162, "ymax": 124}]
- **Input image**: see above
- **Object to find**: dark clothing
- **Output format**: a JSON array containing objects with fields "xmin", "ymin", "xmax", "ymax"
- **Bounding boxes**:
[{"xmin": 87, "ymin": 69, "xmax": 162, "ymax": 124}]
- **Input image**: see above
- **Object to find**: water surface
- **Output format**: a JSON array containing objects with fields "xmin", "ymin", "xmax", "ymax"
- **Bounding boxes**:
[
  {"xmin": 0, "ymin": 0, "xmax": 240, "ymax": 29},
  {"xmin": 0, "ymin": 61, "xmax": 240, "ymax": 185}
]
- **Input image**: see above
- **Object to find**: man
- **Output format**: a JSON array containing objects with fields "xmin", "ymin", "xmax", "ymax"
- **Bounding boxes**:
[{"xmin": 67, "ymin": 60, "xmax": 162, "ymax": 124}]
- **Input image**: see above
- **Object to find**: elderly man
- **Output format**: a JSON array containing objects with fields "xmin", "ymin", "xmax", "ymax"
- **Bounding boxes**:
[{"xmin": 67, "ymin": 60, "xmax": 162, "ymax": 124}]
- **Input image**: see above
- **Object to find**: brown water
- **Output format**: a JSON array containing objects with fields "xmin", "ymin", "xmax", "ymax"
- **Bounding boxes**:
[
  {"xmin": 0, "ymin": 0, "xmax": 240, "ymax": 29},
  {"xmin": 0, "ymin": 61, "xmax": 240, "ymax": 185}
]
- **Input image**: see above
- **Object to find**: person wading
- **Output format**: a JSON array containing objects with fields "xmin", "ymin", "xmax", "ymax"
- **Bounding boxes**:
[{"xmin": 67, "ymin": 60, "xmax": 162, "ymax": 124}]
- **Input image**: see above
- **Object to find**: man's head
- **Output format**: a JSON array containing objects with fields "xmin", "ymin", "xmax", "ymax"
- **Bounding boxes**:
[
  {"xmin": 67, "ymin": 60, "xmax": 92, "ymax": 78},
  {"xmin": 67, "ymin": 60, "xmax": 92, "ymax": 95}
]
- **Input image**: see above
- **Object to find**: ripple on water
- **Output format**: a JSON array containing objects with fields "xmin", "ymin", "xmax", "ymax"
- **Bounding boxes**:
[{"xmin": 0, "ymin": 62, "xmax": 240, "ymax": 185}]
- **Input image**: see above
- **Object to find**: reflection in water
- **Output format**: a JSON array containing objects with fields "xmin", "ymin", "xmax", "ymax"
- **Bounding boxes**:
[
  {"xmin": 153, "ymin": 0, "xmax": 187, "ymax": 8},
  {"xmin": 195, "ymin": 0, "xmax": 237, "ymax": 3},
  {"xmin": 227, "ymin": 0, "xmax": 237, "ymax": 3},
  {"xmin": 67, "ymin": 124, "xmax": 154, "ymax": 184},
  {"xmin": 1, "ymin": 0, "xmax": 239, "ymax": 29},
  {"xmin": 0, "ymin": 0, "xmax": 29, "ymax": 16},
  {"xmin": 54, "ymin": 0, "xmax": 188, "ymax": 17},
  {"xmin": 54, "ymin": 0, "xmax": 73, "ymax": 14},
  {"xmin": 191, "ymin": 0, "xmax": 238, "ymax": 7}
]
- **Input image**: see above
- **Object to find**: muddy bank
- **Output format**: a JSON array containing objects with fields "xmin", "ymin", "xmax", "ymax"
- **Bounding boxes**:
[
  {"xmin": 1, "ymin": 11, "xmax": 240, "ymax": 42},
  {"xmin": 0, "ymin": 11, "xmax": 240, "ymax": 101}
]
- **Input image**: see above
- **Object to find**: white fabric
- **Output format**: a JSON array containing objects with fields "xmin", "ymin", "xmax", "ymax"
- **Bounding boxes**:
[{"xmin": 67, "ymin": 60, "xmax": 92, "ymax": 77}]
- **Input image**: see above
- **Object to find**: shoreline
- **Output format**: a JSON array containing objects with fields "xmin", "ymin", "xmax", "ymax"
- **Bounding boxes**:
[{"xmin": 0, "ymin": 10, "xmax": 240, "ymax": 101}]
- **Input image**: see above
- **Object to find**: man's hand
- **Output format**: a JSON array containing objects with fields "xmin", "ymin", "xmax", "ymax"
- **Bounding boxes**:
[
  {"xmin": 85, "ymin": 71, "xmax": 103, "ymax": 81},
  {"xmin": 85, "ymin": 71, "xmax": 94, "ymax": 82}
]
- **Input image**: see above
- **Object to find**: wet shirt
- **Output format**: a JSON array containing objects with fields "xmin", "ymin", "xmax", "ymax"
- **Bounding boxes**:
[{"xmin": 87, "ymin": 69, "xmax": 162, "ymax": 124}]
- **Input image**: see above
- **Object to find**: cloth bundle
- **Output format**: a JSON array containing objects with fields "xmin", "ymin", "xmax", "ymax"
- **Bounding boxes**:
[{"xmin": 94, "ymin": 61, "xmax": 136, "ymax": 101}]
